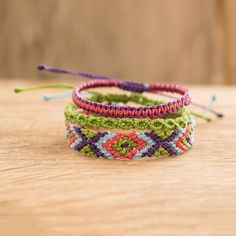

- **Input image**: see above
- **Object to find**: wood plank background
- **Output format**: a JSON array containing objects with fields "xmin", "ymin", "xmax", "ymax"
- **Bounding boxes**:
[{"xmin": 0, "ymin": 0, "xmax": 235, "ymax": 84}]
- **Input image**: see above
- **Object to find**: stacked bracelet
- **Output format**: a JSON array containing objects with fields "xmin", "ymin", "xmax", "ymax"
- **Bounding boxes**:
[
  {"xmin": 72, "ymin": 79, "xmax": 191, "ymax": 118},
  {"xmin": 65, "ymin": 92, "xmax": 194, "ymax": 159}
]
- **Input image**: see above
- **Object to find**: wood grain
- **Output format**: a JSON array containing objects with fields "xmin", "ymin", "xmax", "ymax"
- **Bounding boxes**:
[
  {"xmin": 0, "ymin": 79, "xmax": 236, "ymax": 236},
  {"xmin": 0, "ymin": 0, "xmax": 229, "ymax": 84},
  {"xmin": 220, "ymin": 0, "xmax": 236, "ymax": 84}
]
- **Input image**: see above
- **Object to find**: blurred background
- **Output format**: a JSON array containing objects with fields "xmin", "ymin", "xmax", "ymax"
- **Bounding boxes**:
[{"xmin": 0, "ymin": 0, "xmax": 235, "ymax": 84}]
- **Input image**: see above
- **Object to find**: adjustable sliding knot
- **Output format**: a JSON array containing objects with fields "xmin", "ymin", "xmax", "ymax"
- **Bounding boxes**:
[{"xmin": 119, "ymin": 81, "xmax": 149, "ymax": 93}]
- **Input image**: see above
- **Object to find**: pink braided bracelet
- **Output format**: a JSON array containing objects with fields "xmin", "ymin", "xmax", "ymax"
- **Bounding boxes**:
[{"xmin": 72, "ymin": 79, "xmax": 191, "ymax": 118}]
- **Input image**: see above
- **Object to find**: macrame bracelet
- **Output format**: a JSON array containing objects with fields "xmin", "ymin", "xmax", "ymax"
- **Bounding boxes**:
[
  {"xmin": 65, "ymin": 92, "xmax": 195, "ymax": 159},
  {"xmin": 65, "ymin": 93, "xmax": 190, "ymax": 131},
  {"xmin": 72, "ymin": 79, "xmax": 191, "ymax": 118}
]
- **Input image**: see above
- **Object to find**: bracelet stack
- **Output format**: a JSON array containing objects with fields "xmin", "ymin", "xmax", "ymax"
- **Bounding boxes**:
[
  {"xmin": 16, "ymin": 64, "xmax": 197, "ymax": 160},
  {"xmin": 65, "ymin": 91, "xmax": 195, "ymax": 159}
]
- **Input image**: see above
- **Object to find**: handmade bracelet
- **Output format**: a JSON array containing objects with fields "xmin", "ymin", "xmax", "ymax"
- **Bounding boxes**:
[
  {"xmin": 72, "ymin": 79, "xmax": 191, "ymax": 118},
  {"xmin": 66, "ymin": 118, "xmax": 194, "ymax": 160},
  {"xmin": 65, "ymin": 92, "xmax": 195, "ymax": 159},
  {"xmin": 65, "ymin": 93, "xmax": 190, "ymax": 131},
  {"xmin": 36, "ymin": 65, "xmax": 191, "ymax": 117}
]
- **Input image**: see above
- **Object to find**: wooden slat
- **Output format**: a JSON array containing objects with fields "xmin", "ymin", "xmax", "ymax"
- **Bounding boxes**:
[{"xmin": 219, "ymin": 0, "xmax": 236, "ymax": 84}]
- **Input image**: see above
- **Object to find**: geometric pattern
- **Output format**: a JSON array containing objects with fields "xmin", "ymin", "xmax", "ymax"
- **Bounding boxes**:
[{"xmin": 66, "ymin": 120, "xmax": 194, "ymax": 160}]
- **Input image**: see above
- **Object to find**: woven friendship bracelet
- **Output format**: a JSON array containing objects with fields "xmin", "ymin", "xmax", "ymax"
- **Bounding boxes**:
[
  {"xmin": 72, "ymin": 79, "xmax": 191, "ymax": 118},
  {"xmin": 65, "ymin": 93, "xmax": 190, "ymax": 131},
  {"xmin": 65, "ymin": 92, "xmax": 195, "ymax": 159},
  {"xmin": 66, "ymin": 118, "xmax": 194, "ymax": 159}
]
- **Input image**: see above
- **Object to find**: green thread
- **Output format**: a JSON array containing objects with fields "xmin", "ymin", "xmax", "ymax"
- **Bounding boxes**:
[
  {"xmin": 88, "ymin": 91, "xmax": 163, "ymax": 106},
  {"xmin": 80, "ymin": 146, "xmax": 96, "ymax": 157},
  {"xmin": 14, "ymin": 83, "xmax": 74, "ymax": 93},
  {"xmin": 153, "ymin": 147, "xmax": 169, "ymax": 157},
  {"xmin": 190, "ymin": 111, "xmax": 212, "ymax": 122},
  {"xmin": 81, "ymin": 128, "xmax": 96, "ymax": 139},
  {"xmin": 112, "ymin": 137, "xmax": 137, "ymax": 155}
]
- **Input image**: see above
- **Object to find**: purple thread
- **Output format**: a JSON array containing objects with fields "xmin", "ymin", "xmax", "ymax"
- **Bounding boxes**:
[
  {"xmin": 38, "ymin": 64, "xmax": 116, "ymax": 81},
  {"xmin": 143, "ymin": 130, "xmax": 182, "ymax": 156},
  {"xmin": 119, "ymin": 81, "xmax": 149, "ymax": 93}
]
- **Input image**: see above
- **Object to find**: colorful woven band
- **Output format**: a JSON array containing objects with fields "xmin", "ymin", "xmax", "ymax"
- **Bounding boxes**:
[
  {"xmin": 65, "ymin": 93, "xmax": 190, "ymax": 131},
  {"xmin": 66, "ymin": 117, "xmax": 194, "ymax": 160},
  {"xmin": 72, "ymin": 80, "xmax": 191, "ymax": 118}
]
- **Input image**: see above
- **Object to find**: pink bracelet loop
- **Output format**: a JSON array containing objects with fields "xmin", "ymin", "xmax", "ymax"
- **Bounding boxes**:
[{"xmin": 72, "ymin": 79, "xmax": 191, "ymax": 118}]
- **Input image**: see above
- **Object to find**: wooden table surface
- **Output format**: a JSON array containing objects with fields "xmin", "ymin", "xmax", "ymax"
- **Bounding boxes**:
[{"xmin": 0, "ymin": 80, "xmax": 236, "ymax": 236}]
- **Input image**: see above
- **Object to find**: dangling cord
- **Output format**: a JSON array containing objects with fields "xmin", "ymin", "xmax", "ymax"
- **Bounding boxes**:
[
  {"xmin": 38, "ymin": 64, "xmax": 116, "ymax": 81},
  {"xmin": 14, "ymin": 84, "xmax": 97, "ymax": 101},
  {"xmin": 201, "ymin": 95, "xmax": 217, "ymax": 115},
  {"xmin": 14, "ymin": 83, "xmax": 73, "ymax": 93},
  {"xmin": 43, "ymin": 91, "xmax": 71, "ymax": 101},
  {"xmin": 188, "ymin": 95, "xmax": 219, "ymax": 122},
  {"xmin": 190, "ymin": 111, "xmax": 212, "ymax": 122},
  {"xmin": 153, "ymin": 91, "xmax": 223, "ymax": 118}
]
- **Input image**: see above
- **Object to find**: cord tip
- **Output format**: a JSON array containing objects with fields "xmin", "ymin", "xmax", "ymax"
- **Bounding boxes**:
[
  {"xmin": 42, "ymin": 94, "xmax": 50, "ymax": 101},
  {"xmin": 37, "ymin": 64, "xmax": 47, "ymax": 70},
  {"xmin": 206, "ymin": 117, "xmax": 212, "ymax": 122},
  {"xmin": 14, "ymin": 88, "xmax": 22, "ymax": 93},
  {"xmin": 212, "ymin": 95, "xmax": 217, "ymax": 101}
]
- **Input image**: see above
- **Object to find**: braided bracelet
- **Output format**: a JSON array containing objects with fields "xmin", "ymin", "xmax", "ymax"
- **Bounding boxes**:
[
  {"xmin": 36, "ymin": 64, "xmax": 191, "ymax": 118},
  {"xmin": 65, "ymin": 92, "xmax": 195, "ymax": 159},
  {"xmin": 72, "ymin": 79, "xmax": 191, "ymax": 118}
]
